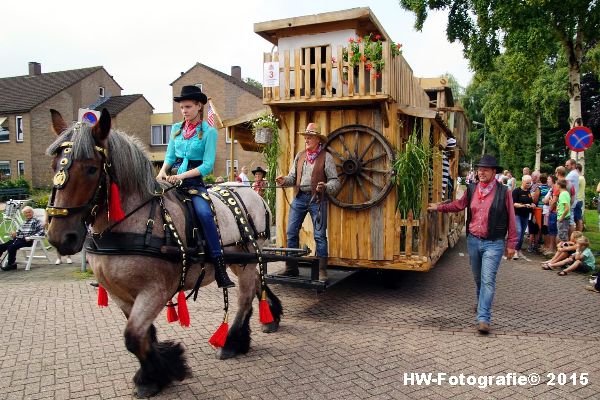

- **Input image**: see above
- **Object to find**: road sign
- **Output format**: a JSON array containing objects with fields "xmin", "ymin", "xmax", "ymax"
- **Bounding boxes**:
[{"xmin": 565, "ymin": 126, "xmax": 594, "ymax": 152}]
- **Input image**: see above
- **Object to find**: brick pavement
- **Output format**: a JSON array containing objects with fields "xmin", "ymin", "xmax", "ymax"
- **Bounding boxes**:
[{"xmin": 1, "ymin": 236, "xmax": 599, "ymax": 399}]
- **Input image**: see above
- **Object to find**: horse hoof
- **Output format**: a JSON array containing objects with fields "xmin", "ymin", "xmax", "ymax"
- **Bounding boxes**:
[
  {"xmin": 216, "ymin": 347, "xmax": 238, "ymax": 360},
  {"xmin": 261, "ymin": 321, "xmax": 280, "ymax": 333},
  {"xmin": 133, "ymin": 383, "xmax": 161, "ymax": 398}
]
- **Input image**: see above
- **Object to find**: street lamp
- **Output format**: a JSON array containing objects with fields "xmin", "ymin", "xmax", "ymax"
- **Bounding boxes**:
[{"xmin": 472, "ymin": 121, "xmax": 486, "ymax": 156}]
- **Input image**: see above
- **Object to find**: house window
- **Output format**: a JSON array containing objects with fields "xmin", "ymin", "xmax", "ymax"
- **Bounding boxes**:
[
  {"xmin": 16, "ymin": 116, "xmax": 23, "ymax": 142},
  {"xmin": 17, "ymin": 161, "xmax": 24, "ymax": 177},
  {"xmin": 0, "ymin": 161, "xmax": 10, "ymax": 179},
  {"xmin": 226, "ymin": 159, "xmax": 239, "ymax": 177},
  {"xmin": 0, "ymin": 117, "xmax": 8, "ymax": 142},
  {"xmin": 151, "ymin": 125, "xmax": 172, "ymax": 145},
  {"xmin": 225, "ymin": 129, "xmax": 238, "ymax": 144},
  {"xmin": 99, "ymin": 87, "xmax": 105, "ymax": 97}
]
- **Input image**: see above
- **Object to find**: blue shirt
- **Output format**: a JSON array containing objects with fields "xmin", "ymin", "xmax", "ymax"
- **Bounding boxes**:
[{"xmin": 164, "ymin": 121, "xmax": 217, "ymax": 177}]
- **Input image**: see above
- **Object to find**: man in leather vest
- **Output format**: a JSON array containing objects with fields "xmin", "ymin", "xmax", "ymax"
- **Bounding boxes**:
[
  {"xmin": 428, "ymin": 155, "xmax": 517, "ymax": 334},
  {"xmin": 275, "ymin": 123, "xmax": 341, "ymax": 281}
]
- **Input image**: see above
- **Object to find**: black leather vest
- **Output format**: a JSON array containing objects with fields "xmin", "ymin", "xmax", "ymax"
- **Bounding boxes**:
[{"xmin": 465, "ymin": 181, "xmax": 509, "ymax": 240}]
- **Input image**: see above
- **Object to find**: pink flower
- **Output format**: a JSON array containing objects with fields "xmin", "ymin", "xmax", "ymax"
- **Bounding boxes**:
[
  {"xmin": 397, "ymin": 43, "xmax": 402, "ymax": 49},
  {"xmin": 375, "ymin": 72, "xmax": 381, "ymax": 78},
  {"xmin": 357, "ymin": 37, "xmax": 362, "ymax": 43},
  {"xmin": 366, "ymin": 63, "xmax": 372, "ymax": 70},
  {"xmin": 375, "ymin": 34, "xmax": 381, "ymax": 40},
  {"xmin": 349, "ymin": 37, "xmax": 354, "ymax": 43},
  {"xmin": 331, "ymin": 57, "xmax": 337, "ymax": 63},
  {"xmin": 360, "ymin": 55, "xmax": 367, "ymax": 63}
]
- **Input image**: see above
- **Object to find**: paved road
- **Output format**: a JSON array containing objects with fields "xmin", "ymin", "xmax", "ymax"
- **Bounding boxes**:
[{"xmin": 1, "ymin": 237, "xmax": 599, "ymax": 399}]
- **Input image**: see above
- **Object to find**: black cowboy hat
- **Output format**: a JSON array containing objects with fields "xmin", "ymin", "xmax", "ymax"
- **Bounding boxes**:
[
  {"xmin": 475, "ymin": 155, "xmax": 503, "ymax": 173},
  {"xmin": 174, "ymin": 85, "xmax": 208, "ymax": 104},
  {"xmin": 252, "ymin": 166, "xmax": 267, "ymax": 175}
]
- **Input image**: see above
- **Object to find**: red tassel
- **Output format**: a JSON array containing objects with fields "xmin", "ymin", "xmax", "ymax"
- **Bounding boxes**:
[
  {"xmin": 166, "ymin": 300, "xmax": 178, "ymax": 323},
  {"xmin": 259, "ymin": 291, "xmax": 274, "ymax": 324},
  {"xmin": 97, "ymin": 285, "xmax": 108, "ymax": 307},
  {"xmin": 177, "ymin": 291, "xmax": 190, "ymax": 327},
  {"xmin": 208, "ymin": 322, "xmax": 229, "ymax": 348},
  {"xmin": 109, "ymin": 182, "xmax": 125, "ymax": 222}
]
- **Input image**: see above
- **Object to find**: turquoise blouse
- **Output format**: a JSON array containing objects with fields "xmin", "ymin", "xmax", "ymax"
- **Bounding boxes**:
[{"xmin": 164, "ymin": 121, "xmax": 217, "ymax": 177}]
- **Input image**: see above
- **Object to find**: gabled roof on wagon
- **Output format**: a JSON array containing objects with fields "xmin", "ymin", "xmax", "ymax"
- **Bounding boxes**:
[{"xmin": 254, "ymin": 7, "xmax": 391, "ymax": 45}]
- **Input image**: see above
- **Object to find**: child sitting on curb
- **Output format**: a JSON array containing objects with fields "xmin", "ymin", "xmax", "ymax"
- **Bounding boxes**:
[
  {"xmin": 546, "ymin": 237, "xmax": 595, "ymax": 276},
  {"xmin": 542, "ymin": 231, "xmax": 583, "ymax": 270}
]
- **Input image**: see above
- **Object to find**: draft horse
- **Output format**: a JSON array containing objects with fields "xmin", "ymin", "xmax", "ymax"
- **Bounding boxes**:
[{"xmin": 45, "ymin": 109, "xmax": 282, "ymax": 397}]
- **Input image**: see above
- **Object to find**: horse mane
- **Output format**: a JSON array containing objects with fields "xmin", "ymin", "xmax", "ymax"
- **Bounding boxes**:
[{"xmin": 46, "ymin": 123, "xmax": 156, "ymax": 196}]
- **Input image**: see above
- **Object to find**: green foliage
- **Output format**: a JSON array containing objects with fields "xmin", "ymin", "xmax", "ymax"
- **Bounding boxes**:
[
  {"xmin": 203, "ymin": 174, "xmax": 216, "ymax": 184},
  {"xmin": 252, "ymin": 113, "xmax": 280, "ymax": 222},
  {"xmin": 392, "ymin": 132, "xmax": 432, "ymax": 218},
  {"xmin": 243, "ymin": 77, "xmax": 262, "ymax": 89},
  {"xmin": 342, "ymin": 34, "xmax": 402, "ymax": 77},
  {"xmin": 0, "ymin": 178, "xmax": 30, "ymax": 189}
]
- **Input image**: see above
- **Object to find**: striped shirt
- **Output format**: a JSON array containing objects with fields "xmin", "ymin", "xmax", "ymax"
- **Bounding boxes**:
[{"xmin": 16, "ymin": 217, "xmax": 45, "ymax": 239}]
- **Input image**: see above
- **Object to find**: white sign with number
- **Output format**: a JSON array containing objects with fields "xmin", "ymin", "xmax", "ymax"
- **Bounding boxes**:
[{"xmin": 263, "ymin": 62, "xmax": 279, "ymax": 87}]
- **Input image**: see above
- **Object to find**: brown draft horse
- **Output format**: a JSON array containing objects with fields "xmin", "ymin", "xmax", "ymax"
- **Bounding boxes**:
[{"xmin": 45, "ymin": 109, "xmax": 282, "ymax": 398}]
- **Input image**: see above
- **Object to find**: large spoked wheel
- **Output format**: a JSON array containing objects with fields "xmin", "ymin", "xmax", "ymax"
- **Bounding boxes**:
[{"xmin": 325, "ymin": 124, "xmax": 395, "ymax": 210}]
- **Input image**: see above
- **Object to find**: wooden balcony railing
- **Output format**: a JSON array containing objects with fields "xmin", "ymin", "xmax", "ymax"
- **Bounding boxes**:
[{"xmin": 262, "ymin": 43, "xmax": 429, "ymax": 108}]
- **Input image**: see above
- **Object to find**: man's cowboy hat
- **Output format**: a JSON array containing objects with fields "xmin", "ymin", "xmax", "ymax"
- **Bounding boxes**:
[
  {"xmin": 174, "ymin": 85, "xmax": 208, "ymax": 104},
  {"xmin": 252, "ymin": 166, "xmax": 267, "ymax": 175},
  {"xmin": 297, "ymin": 122, "xmax": 327, "ymax": 143},
  {"xmin": 475, "ymin": 155, "xmax": 503, "ymax": 173}
]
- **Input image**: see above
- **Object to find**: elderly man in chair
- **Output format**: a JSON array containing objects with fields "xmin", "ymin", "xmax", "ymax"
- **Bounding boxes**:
[{"xmin": 1, "ymin": 206, "xmax": 45, "ymax": 271}]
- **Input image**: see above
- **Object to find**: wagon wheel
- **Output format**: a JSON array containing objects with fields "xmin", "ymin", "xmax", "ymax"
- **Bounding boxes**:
[{"xmin": 325, "ymin": 124, "xmax": 394, "ymax": 210}]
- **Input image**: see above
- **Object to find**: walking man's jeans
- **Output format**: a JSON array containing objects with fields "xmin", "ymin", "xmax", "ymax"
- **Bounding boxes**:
[
  {"xmin": 514, "ymin": 214, "xmax": 529, "ymax": 251},
  {"xmin": 467, "ymin": 234, "xmax": 505, "ymax": 324},
  {"xmin": 0, "ymin": 238, "xmax": 32, "ymax": 265},
  {"xmin": 286, "ymin": 192, "xmax": 328, "ymax": 257}
]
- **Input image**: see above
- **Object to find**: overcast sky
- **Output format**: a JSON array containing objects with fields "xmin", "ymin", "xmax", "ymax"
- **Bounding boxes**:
[{"xmin": 2, "ymin": 0, "xmax": 472, "ymax": 113}]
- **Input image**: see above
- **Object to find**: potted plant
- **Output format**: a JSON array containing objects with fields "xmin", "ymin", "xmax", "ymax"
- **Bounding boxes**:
[
  {"xmin": 252, "ymin": 113, "xmax": 278, "ymax": 144},
  {"xmin": 342, "ymin": 34, "xmax": 403, "ymax": 85}
]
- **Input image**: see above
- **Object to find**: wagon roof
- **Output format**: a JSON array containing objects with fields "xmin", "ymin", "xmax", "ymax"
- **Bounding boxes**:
[{"xmin": 254, "ymin": 7, "xmax": 391, "ymax": 45}]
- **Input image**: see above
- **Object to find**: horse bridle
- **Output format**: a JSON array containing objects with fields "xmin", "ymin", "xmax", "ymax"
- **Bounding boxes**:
[{"xmin": 46, "ymin": 138, "xmax": 109, "ymax": 225}]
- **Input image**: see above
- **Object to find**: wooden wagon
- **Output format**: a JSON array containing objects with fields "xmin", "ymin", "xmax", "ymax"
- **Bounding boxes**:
[{"xmin": 224, "ymin": 8, "xmax": 469, "ymax": 274}]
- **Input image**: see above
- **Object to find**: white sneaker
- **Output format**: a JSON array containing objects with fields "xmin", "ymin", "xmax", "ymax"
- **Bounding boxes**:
[
  {"xmin": 502, "ymin": 256, "xmax": 508, "ymax": 260},
  {"xmin": 55, "ymin": 258, "xmax": 61, "ymax": 265},
  {"xmin": 66, "ymin": 256, "xmax": 73, "ymax": 264}
]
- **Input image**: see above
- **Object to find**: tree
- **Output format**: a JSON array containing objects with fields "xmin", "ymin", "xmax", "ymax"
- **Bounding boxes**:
[
  {"xmin": 400, "ymin": 0, "xmax": 600, "ymax": 166},
  {"xmin": 243, "ymin": 77, "xmax": 262, "ymax": 89}
]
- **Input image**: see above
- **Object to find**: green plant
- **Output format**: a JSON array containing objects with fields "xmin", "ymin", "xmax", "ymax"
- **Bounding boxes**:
[
  {"xmin": 342, "ymin": 34, "xmax": 403, "ymax": 78},
  {"xmin": 203, "ymin": 174, "xmax": 216, "ymax": 184},
  {"xmin": 252, "ymin": 113, "xmax": 280, "ymax": 223},
  {"xmin": 392, "ymin": 132, "xmax": 432, "ymax": 219}
]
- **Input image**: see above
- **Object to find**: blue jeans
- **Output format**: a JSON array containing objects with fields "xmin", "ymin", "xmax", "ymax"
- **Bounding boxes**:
[
  {"xmin": 191, "ymin": 186, "xmax": 222, "ymax": 259},
  {"xmin": 467, "ymin": 234, "xmax": 505, "ymax": 324},
  {"xmin": 286, "ymin": 192, "xmax": 328, "ymax": 257},
  {"xmin": 514, "ymin": 214, "xmax": 529, "ymax": 251}
]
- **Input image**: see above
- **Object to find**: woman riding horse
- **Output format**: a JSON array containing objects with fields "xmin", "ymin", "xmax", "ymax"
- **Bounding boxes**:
[{"xmin": 156, "ymin": 85, "xmax": 234, "ymax": 288}]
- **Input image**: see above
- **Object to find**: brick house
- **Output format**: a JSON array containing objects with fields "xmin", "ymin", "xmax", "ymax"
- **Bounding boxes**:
[
  {"xmin": 0, "ymin": 63, "xmax": 152, "ymax": 188},
  {"xmin": 165, "ymin": 63, "xmax": 266, "ymax": 178}
]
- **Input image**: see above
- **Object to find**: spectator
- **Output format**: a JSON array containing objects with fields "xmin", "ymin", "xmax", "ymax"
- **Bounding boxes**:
[
  {"xmin": 0, "ymin": 206, "xmax": 45, "ymax": 271},
  {"xmin": 542, "ymin": 230, "xmax": 583, "ymax": 269},
  {"xmin": 238, "ymin": 166, "xmax": 250, "ymax": 186},
  {"xmin": 552, "ymin": 236, "xmax": 595, "ymax": 276},
  {"xmin": 523, "ymin": 167, "xmax": 531, "ymax": 177},
  {"xmin": 556, "ymin": 179, "xmax": 571, "ymax": 242},
  {"xmin": 541, "ymin": 175, "xmax": 555, "ymax": 255},
  {"xmin": 512, "ymin": 175, "xmax": 536, "ymax": 260},
  {"xmin": 575, "ymin": 163, "xmax": 585, "ymax": 232},
  {"xmin": 506, "ymin": 171, "xmax": 516, "ymax": 191},
  {"xmin": 565, "ymin": 159, "xmax": 580, "ymax": 233},
  {"xmin": 215, "ymin": 176, "xmax": 225, "ymax": 184},
  {"xmin": 428, "ymin": 155, "xmax": 517, "ymax": 334},
  {"xmin": 251, "ymin": 166, "xmax": 267, "ymax": 197}
]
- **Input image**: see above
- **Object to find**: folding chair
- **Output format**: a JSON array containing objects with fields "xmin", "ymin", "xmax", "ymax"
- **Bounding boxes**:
[{"xmin": 19, "ymin": 208, "xmax": 54, "ymax": 271}]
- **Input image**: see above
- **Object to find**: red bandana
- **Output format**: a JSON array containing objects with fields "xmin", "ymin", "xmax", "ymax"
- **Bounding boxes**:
[
  {"xmin": 306, "ymin": 144, "xmax": 323, "ymax": 164},
  {"xmin": 477, "ymin": 181, "xmax": 494, "ymax": 200},
  {"xmin": 183, "ymin": 120, "xmax": 201, "ymax": 140}
]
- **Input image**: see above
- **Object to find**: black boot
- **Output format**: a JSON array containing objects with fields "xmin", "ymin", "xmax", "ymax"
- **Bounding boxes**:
[
  {"xmin": 214, "ymin": 256, "xmax": 235, "ymax": 288},
  {"xmin": 278, "ymin": 261, "xmax": 299, "ymax": 277}
]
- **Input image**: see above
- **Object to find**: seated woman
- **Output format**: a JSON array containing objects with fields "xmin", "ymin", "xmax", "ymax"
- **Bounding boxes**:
[
  {"xmin": 156, "ymin": 85, "xmax": 234, "ymax": 288},
  {"xmin": 546, "ymin": 236, "xmax": 595, "ymax": 275},
  {"xmin": 0, "ymin": 206, "xmax": 45, "ymax": 271},
  {"xmin": 542, "ymin": 230, "xmax": 582, "ymax": 270}
]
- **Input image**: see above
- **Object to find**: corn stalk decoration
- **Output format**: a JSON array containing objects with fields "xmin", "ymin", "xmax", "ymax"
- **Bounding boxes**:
[{"xmin": 392, "ymin": 132, "xmax": 433, "ymax": 219}]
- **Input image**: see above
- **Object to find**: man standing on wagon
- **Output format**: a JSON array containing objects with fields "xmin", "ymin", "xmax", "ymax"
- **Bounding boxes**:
[
  {"xmin": 275, "ymin": 123, "xmax": 340, "ymax": 281},
  {"xmin": 428, "ymin": 155, "xmax": 518, "ymax": 334}
]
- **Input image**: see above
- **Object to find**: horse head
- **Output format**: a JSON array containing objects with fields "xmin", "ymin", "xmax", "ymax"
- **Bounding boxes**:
[{"xmin": 46, "ymin": 108, "xmax": 111, "ymax": 255}]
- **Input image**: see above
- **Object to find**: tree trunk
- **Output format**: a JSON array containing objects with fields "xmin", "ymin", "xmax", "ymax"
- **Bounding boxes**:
[
  {"xmin": 535, "ymin": 113, "xmax": 542, "ymax": 172},
  {"xmin": 565, "ymin": 30, "xmax": 584, "ymax": 166}
]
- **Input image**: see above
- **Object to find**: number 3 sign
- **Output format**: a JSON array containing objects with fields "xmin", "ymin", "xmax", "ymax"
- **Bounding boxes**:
[{"xmin": 263, "ymin": 62, "xmax": 279, "ymax": 87}]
